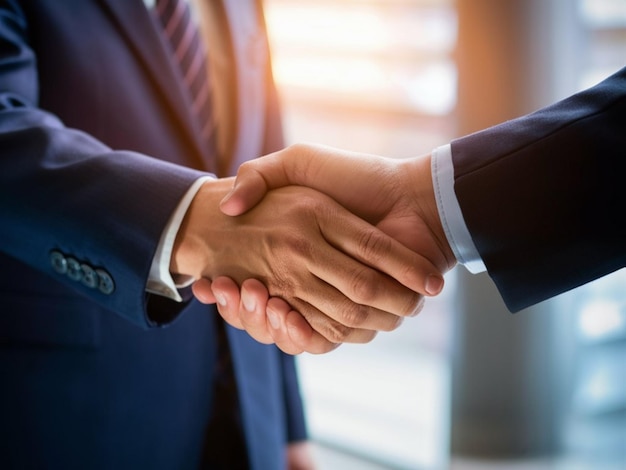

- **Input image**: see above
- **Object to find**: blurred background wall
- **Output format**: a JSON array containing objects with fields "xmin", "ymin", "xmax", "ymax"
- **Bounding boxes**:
[{"xmin": 262, "ymin": 0, "xmax": 626, "ymax": 468}]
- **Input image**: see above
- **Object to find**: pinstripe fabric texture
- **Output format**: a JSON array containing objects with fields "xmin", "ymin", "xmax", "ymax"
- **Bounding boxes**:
[{"xmin": 156, "ymin": 0, "xmax": 216, "ymax": 154}]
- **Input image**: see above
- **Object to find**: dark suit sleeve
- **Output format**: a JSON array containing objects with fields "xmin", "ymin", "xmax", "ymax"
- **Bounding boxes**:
[
  {"xmin": 451, "ymin": 67, "xmax": 626, "ymax": 312},
  {"xmin": 0, "ymin": 1, "xmax": 206, "ymax": 327}
]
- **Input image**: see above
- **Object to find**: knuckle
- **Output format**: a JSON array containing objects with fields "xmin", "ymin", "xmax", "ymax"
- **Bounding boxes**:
[
  {"xmin": 295, "ymin": 301, "xmax": 351, "ymax": 344},
  {"xmin": 338, "ymin": 300, "xmax": 371, "ymax": 328},
  {"xmin": 236, "ymin": 160, "xmax": 254, "ymax": 177},
  {"xmin": 397, "ymin": 261, "xmax": 423, "ymax": 292},
  {"xmin": 287, "ymin": 142, "xmax": 306, "ymax": 154},
  {"xmin": 323, "ymin": 321, "xmax": 354, "ymax": 344},
  {"xmin": 283, "ymin": 233, "xmax": 313, "ymax": 259},
  {"xmin": 349, "ymin": 268, "xmax": 379, "ymax": 304},
  {"xmin": 358, "ymin": 230, "xmax": 391, "ymax": 264},
  {"xmin": 295, "ymin": 192, "xmax": 322, "ymax": 213}
]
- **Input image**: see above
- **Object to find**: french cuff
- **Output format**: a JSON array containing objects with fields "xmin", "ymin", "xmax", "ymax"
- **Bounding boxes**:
[
  {"xmin": 431, "ymin": 144, "xmax": 486, "ymax": 273},
  {"xmin": 147, "ymin": 175, "xmax": 216, "ymax": 301}
]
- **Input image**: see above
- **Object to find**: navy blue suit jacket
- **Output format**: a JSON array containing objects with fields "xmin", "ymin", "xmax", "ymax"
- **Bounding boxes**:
[
  {"xmin": 0, "ymin": 0, "xmax": 305, "ymax": 468},
  {"xmin": 452, "ymin": 67, "xmax": 626, "ymax": 312}
]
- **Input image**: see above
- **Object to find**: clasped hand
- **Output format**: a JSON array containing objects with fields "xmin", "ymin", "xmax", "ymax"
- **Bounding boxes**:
[{"xmin": 172, "ymin": 169, "xmax": 450, "ymax": 353}]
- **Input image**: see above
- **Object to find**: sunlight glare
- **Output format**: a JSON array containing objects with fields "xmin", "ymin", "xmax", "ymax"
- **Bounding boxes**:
[
  {"xmin": 579, "ymin": 300, "xmax": 625, "ymax": 340},
  {"xmin": 264, "ymin": 1, "xmax": 457, "ymax": 115}
]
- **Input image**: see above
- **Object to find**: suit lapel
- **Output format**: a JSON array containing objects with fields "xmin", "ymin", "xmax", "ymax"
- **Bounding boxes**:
[{"xmin": 96, "ymin": 0, "xmax": 209, "ymax": 169}]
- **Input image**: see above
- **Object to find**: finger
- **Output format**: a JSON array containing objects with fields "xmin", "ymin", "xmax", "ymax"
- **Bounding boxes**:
[
  {"xmin": 264, "ymin": 298, "xmax": 306, "ymax": 355},
  {"xmin": 294, "ymin": 271, "xmax": 407, "ymax": 332},
  {"xmin": 209, "ymin": 276, "xmax": 245, "ymax": 329},
  {"xmin": 191, "ymin": 278, "xmax": 217, "ymax": 304},
  {"xmin": 220, "ymin": 158, "xmax": 276, "ymax": 216},
  {"xmin": 264, "ymin": 298, "xmax": 341, "ymax": 355},
  {"xmin": 220, "ymin": 144, "xmax": 386, "ymax": 217},
  {"xmin": 284, "ymin": 308, "xmax": 341, "ymax": 355},
  {"xmin": 238, "ymin": 279, "xmax": 274, "ymax": 344},
  {"xmin": 266, "ymin": 208, "xmax": 422, "ymax": 333},
  {"xmin": 289, "ymin": 296, "xmax": 379, "ymax": 347},
  {"xmin": 294, "ymin": 229, "xmax": 423, "ymax": 323},
  {"xmin": 318, "ymin": 207, "xmax": 444, "ymax": 301},
  {"xmin": 233, "ymin": 291, "xmax": 337, "ymax": 355},
  {"xmin": 266, "ymin": 296, "xmax": 353, "ymax": 354},
  {"xmin": 220, "ymin": 144, "xmax": 326, "ymax": 216}
]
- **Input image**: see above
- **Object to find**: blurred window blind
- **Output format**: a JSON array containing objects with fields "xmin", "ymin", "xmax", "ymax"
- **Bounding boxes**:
[
  {"xmin": 579, "ymin": 0, "xmax": 626, "ymax": 86},
  {"xmin": 264, "ymin": 0, "xmax": 457, "ymax": 117}
]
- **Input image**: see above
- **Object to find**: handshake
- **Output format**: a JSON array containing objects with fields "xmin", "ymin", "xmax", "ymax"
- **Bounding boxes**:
[
  {"xmin": 171, "ymin": 143, "xmax": 457, "ymax": 354},
  {"xmin": 166, "ymin": 69, "xmax": 625, "ymax": 354}
]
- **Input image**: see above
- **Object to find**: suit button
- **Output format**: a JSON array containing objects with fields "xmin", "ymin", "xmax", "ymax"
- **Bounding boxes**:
[
  {"xmin": 50, "ymin": 250, "xmax": 67, "ymax": 274},
  {"xmin": 80, "ymin": 264, "xmax": 98, "ymax": 289},
  {"xmin": 66, "ymin": 257, "xmax": 82, "ymax": 281},
  {"xmin": 96, "ymin": 269, "xmax": 115, "ymax": 295}
]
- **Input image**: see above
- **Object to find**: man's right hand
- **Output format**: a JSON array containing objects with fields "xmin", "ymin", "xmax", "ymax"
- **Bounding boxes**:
[
  {"xmin": 219, "ymin": 144, "xmax": 455, "ymax": 275},
  {"xmin": 193, "ymin": 144, "xmax": 457, "ymax": 354},
  {"xmin": 174, "ymin": 178, "xmax": 442, "ymax": 353}
]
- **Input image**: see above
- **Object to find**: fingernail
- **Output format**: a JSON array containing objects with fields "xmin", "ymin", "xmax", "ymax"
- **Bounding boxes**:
[
  {"xmin": 215, "ymin": 291, "xmax": 227, "ymax": 307},
  {"xmin": 220, "ymin": 183, "xmax": 237, "ymax": 207},
  {"xmin": 220, "ymin": 190, "xmax": 232, "ymax": 207},
  {"xmin": 242, "ymin": 292, "xmax": 256, "ymax": 312},
  {"xmin": 426, "ymin": 274, "xmax": 444, "ymax": 296},
  {"xmin": 267, "ymin": 308, "xmax": 280, "ymax": 329}
]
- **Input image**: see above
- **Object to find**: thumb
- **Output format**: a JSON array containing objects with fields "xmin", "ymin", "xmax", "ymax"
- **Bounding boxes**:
[
  {"xmin": 220, "ymin": 152, "xmax": 290, "ymax": 216},
  {"xmin": 191, "ymin": 278, "xmax": 217, "ymax": 304}
]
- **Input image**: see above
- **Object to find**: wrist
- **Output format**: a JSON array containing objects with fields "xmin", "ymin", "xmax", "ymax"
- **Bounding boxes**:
[
  {"xmin": 403, "ymin": 154, "xmax": 456, "ymax": 270},
  {"xmin": 171, "ymin": 177, "xmax": 234, "ymax": 279}
]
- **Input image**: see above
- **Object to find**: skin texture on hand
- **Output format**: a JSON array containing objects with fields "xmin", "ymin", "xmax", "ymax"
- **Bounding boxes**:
[
  {"xmin": 173, "ymin": 177, "xmax": 441, "ymax": 352},
  {"xmin": 219, "ymin": 144, "xmax": 454, "ymax": 271},
  {"xmin": 193, "ymin": 144, "xmax": 457, "ymax": 354}
]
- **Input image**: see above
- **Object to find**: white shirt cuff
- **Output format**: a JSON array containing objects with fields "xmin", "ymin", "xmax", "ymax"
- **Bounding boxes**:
[
  {"xmin": 431, "ymin": 144, "xmax": 486, "ymax": 273},
  {"xmin": 147, "ymin": 175, "xmax": 215, "ymax": 301}
]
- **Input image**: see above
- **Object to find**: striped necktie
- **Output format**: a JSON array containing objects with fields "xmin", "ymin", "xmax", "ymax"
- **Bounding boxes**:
[
  {"xmin": 155, "ymin": 4, "xmax": 248, "ymax": 464},
  {"xmin": 155, "ymin": 0, "xmax": 216, "ymax": 159}
]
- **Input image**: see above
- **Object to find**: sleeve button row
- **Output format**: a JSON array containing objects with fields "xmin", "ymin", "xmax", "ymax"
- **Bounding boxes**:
[{"xmin": 49, "ymin": 250, "xmax": 115, "ymax": 295}]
